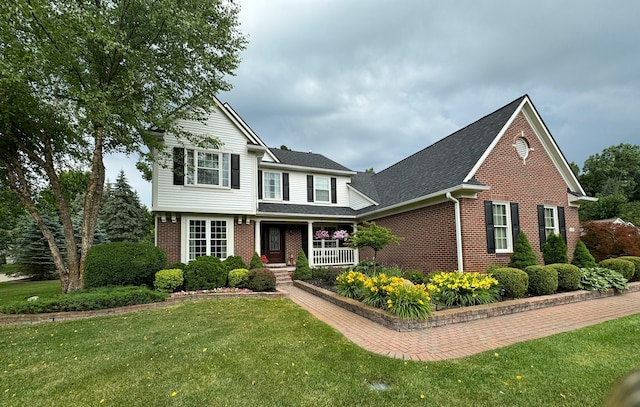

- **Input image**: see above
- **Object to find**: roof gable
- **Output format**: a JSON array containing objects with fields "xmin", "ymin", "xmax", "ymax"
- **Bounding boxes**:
[{"xmin": 267, "ymin": 148, "xmax": 353, "ymax": 172}]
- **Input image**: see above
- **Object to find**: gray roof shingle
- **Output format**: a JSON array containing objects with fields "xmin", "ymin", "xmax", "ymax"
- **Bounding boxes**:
[
  {"xmin": 268, "ymin": 148, "xmax": 352, "ymax": 172},
  {"xmin": 258, "ymin": 202, "xmax": 358, "ymax": 217}
]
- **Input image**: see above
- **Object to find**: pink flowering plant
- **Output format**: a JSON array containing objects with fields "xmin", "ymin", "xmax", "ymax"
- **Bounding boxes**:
[
  {"xmin": 332, "ymin": 230, "xmax": 349, "ymax": 240},
  {"xmin": 260, "ymin": 254, "xmax": 269, "ymax": 264},
  {"xmin": 314, "ymin": 230, "xmax": 330, "ymax": 240}
]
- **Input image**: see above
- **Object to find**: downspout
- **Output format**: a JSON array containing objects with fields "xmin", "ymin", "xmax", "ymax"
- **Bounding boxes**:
[{"xmin": 446, "ymin": 192, "xmax": 464, "ymax": 272}]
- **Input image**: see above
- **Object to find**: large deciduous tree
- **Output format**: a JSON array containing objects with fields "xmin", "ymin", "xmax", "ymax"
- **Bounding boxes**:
[
  {"xmin": 580, "ymin": 143, "xmax": 640, "ymax": 201},
  {"xmin": 0, "ymin": 0, "xmax": 246, "ymax": 292}
]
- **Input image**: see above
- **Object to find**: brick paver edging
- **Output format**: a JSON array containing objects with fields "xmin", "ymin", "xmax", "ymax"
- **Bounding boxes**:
[
  {"xmin": 0, "ymin": 290, "xmax": 288, "ymax": 326},
  {"xmin": 294, "ymin": 280, "xmax": 640, "ymax": 332}
]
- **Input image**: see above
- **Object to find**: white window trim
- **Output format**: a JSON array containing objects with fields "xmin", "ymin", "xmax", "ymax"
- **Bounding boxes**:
[
  {"xmin": 262, "ymin": 171, "xmax": 283, "ymax": 201},
  {"xmin": 185, "ymin": 148, "xmax": 231, "ymax": 188},
  {"xmin": 182, "ymin": 216, "xmax": 234, "ymax": 263},
  {"xmin": 544, "ymin": 206, "xmax": 559, "ymax": 238},
  {"xmin": 493, "ymin": 202, "xmax": 513, "ymax": 254},
  {"xmin": 314, "ymin": 176, "xmax": 331, "ymax": 203}
]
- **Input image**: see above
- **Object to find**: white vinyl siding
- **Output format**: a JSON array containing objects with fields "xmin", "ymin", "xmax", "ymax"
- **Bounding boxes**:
[
  {"xmin": 493, "ymin": 202, "xmax": 512, "ymax": 253},
  {"xmin": 260, "ymin": 171, "xmax": 351, "ymax": 207}
]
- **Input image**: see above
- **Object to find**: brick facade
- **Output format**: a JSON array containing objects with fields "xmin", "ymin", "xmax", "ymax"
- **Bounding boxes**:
[
  {"xmin": 461, "ymin": 112, "xmax": 580, "ymax": 271},
  {"xmin": 284, "ymin": 225, "xmax": 305, "ymax": 265},
  {"xmin": 234, "ymin": 221, "xmax": 255, "ymax": 266},
  {"xmin": 156, "ymin": 217, "xmax": 182, "ymax": 265},
  {"xmin": 366, "ymin": 202, "xmax": 458, "ymax": 272}
]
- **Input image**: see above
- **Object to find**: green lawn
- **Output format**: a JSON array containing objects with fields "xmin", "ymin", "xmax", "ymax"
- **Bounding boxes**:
[
  {"xmin": 0, "ymin": 263, "xmax": 20, "ymax": 275},
  {"xmin": 0, "ymin": 279, "xmax": 61, "ymax": 304},
  {"xmin": 1, "ymin": 291, "xmax": 639, "ymax": 407}
]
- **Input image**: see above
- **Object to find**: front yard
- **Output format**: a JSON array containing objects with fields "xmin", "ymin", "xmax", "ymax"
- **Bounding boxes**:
[{"xmin": 0, "ymin": 286, "xmax": 639, "ymax": 406}]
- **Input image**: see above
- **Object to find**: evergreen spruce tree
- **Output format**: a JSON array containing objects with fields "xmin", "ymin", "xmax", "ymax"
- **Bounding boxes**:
[
  {"xmin": 542, "ymin": 233, "xmax": 568, "ymax": 265},
  {"xmin": 293, "ymin": 250, "xmax": 312, "ymax": 280},
  {"xmin": 249, "ymin": 252, "xmax": 263, "ymax": 269},
  {"xmin": 99, "ymin": 171, "xmax": 147, "ymax": 242},
  {"xmin": 508, "ymin": 232, "xmax": 538, "ymax": 270},
  {"xmin": 14, "ymin": 212, "xmax": 64, "ymax": 280},
  {"xmin": 571, "ymin": 240, "xmax": 597, "ymax": 268}
]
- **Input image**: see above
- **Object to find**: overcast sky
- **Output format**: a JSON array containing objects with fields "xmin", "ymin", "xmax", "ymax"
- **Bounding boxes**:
[{"xmin": 106, "ymin": 0, "xmax": 640, "ymax": 207}]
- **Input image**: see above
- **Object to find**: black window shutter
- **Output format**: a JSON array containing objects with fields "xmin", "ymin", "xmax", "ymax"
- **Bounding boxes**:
[
  {"xmin": 510, "ymin": 202, "xmax": 520, "ymax": 245},
  {"xmin": 484, "ymin": 200, "xmax": 495, "ymax": 254},
  {"xmin": 537, "ymin": 205, "xmax": 546, "ymax": 249},
  {"xmin": 173, "ymin": 147, "xmax": 184, "ymax": 185},
  {"xmin": 258, "ymin": 170, "xmax": 263, "ymax": 199},
  {"xmin": 307, "ymin": 175, "xmax": 314, "ymax": 202},
  {"xmin": 558, "ymin": 206, "xmax": 566, "ymax": 243},
  {"xmin": 283, "ymin": 173, "xmax": 290, "ymax": 201},
  {"xmin": 330, "ymin": 177, "xmax": 337, "ymax": 204},
  {"xmin": 231, "ymin": 154, "xmax": 240, "ymax": 189}
]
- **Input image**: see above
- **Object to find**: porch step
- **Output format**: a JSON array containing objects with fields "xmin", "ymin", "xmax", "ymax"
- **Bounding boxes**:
[{"xmin": 269, "ymin": 266, "xmax": 295, "ymax": 286}]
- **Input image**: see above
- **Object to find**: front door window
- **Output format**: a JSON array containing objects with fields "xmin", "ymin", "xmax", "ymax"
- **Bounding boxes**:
[{"xmin": 269, "ymin": 227, "xmax": 281, "ymax": 251}]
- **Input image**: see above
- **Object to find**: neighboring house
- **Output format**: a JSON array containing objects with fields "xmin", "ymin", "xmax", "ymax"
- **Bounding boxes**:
[
  {"xmin": 589, "ymin": 218, "xmax": 636, "ymax": 228},
  {"xmin": 153, "ymin": 95, "xmax": 595, "ymax": 272}
]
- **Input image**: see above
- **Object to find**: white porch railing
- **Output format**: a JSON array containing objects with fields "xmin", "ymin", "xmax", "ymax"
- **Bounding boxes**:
[{"xmin": 312, "ymin": 247, "xmax": 355, "ymax": 266}]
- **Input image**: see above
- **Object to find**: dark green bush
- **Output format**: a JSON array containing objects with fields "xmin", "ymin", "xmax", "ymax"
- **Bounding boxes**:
[
  {"xmin": 599, "ymin": 258, "xmax": 635, "ymax": 281},
  {"xmin": 509, "ymin": 232, "xmax": 538, "ymax": 270},
  {"xmin": 485, "ymin": 263, "xmax": 506, "ymax": 274},
  {"xmin": 167, "ymin": 262, "xmax": 187, "ymax": 270},
  {"xmin": 224, "ymin": 256, "xmax": 247, "ymax": 272},
  {"xmin": 0, "ymin": 286, "xmax": 168, "ymax": 314},
  {"xmin": 571, "ymin": 240, "xmax": 596, "ymax": 268},
  {"xmin": 293, "ymin": 250, "xmax": 312, "ymax": 280},
  {"xmin": 312, "ymin": 267, "xmax": 344, "ymax": 282},
  {"xmin": 249, "ymin": 252, "xmax": 263, "ymax": 269},
  {"xmin": 183, "ymin": 256, "xmax": 227, "ymax": 290},
  {"xmin": 403, "ymin": 269, "xmax": 424, "ymax": 284},
  {"xmin": 547, "ymin": 263, "xmax": 581, "ymax": 291},
  {"xmin": 616, "ymin": 256, "xmax": 640, "ymax": 282},
  {"xmin": 352, "ymin": 260, "xmax": 383, "ymax": 275},
  {"xmin": 524, "ymin": 265, "xmax": 558, "ymax": 296},
  {"xmin": 248, "ymin": 268, "xmax": 276, "ymax": 292},
  {"xmin": 542, "ymin": 233, "xmax": 568, "ymax": 265},
  {"xmin": 491, "ymin": 267, "xmax": 529, "ymax": 298},
  {"xmin": 84, "ymin": 242, "xmax": 167, "ymax": 288},
  {"xmin": 228, "ymin": 268, "xmax": 249, "ymax": 288},
  {"xmin": 154, "ymin": 269, "xmax": 184, "ymax": 292}
]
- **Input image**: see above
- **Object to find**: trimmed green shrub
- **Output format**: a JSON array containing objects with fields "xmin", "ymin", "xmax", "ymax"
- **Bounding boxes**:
[
  {"xmin": 228, "ymin": 268, "xmax": 249, "ymax": 288},
  {"xmin": 154, "ymin": 269, "xmax": 184, "ymax": 292},
  {"xmin": 403, "ymin": 269, "xmax": 424, "ymax": 284},
  {"xmin": 0, "ymin": 286, "xmax": 168, "ymax": 314},
  {"xmin": 571, "ymin": 240, "xmax": 596, "ymax": 268},
  {"xmin": 599, "ymin": 258, "xmax": 635, "ymax": 281},
  {"xmin": 524, "ymin": 265, "xmax": 558, "ymax": 296},
  {"xmin": 248, "ymin": 268, "xmax": 276, "ymax": 292},
  {"xmin": 580, "ymin": 267, "xmax": 629, "ymax": 292},
  {"xmin": 224, "ymin": 256, "xmax": 247, "ymax": 272},
  {"xmin": 183, "ymin": 256, "xmax": 227, "ymax": 290},
  {"xmin": 616, "ymin": 256, "xmax": 640, "ymax": 282},
  {"xmin": 547, "ymin": 263, "xmax": 581, "ymax": 291},
  {"xmin": 509, "ymin": 232, "xmax": 538, "ymax": 270},
  {"xmin": 485, "ymin": 263, "xmax": 506, "ymax": 274},
  {"xmin": 249, "ymin": 252, "xmax": 263, "ymax": 269},
  {"xmin": 491, "ymin": 267, "xmax": 529, "ymax": 298},
  {"xmin": 352, "ymin": 260, "xmax": 383, "ymax": 275},
  {"xmin": 312, "ymin": 267, "xmax": 344, "ymax": 282},
  {"xmin": 84, "ymin": 242, "xmax": 167, "ymax": 288},
  {"xmin": 542, "ymin": 233, "xmax": 568, "ymax": 265},
  {"xmin": 293, "ymin": 250, "xmax": 312, "ymax": 280}
]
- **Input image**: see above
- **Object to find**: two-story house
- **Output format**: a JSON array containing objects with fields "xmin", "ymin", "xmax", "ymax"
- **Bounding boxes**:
[{"xmin": 153, "ymin": 95, "xmax": 595, "ymax": 272}]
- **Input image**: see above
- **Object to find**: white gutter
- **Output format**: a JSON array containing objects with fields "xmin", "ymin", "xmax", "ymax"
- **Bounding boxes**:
[{"xmin": 446, "ymin": 192, "xmax": 464, "ymax": 272}]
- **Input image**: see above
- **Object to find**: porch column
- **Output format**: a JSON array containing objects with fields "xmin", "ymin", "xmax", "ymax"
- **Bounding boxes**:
[
  {"xmin": 254, "ymin": 220, "xmax": 261, "ymax": 255},
  {"xmin": 352, "ymin": 222, "xmax": 359, "ymax": 265},
  {"xmin": 307, "ymin": 221, "xmax": 314, "ymax": 268}
]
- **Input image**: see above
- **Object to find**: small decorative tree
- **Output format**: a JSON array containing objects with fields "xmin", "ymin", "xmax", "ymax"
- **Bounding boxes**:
[
  {"xmin": 348, "ymin": 222, "xmax": 401, "ymax": 265},
  {"xmin": 293, "ymin": 250, "xmax": 312, "ymax": 280},
  {"xmin": 508, "ymin": 232, "xmax": 538, "ymax": 270},
  {"xmin": 542, "ymin": 233, "xmax": 568, "ymax": 265},
  {"xmin": 249, "ymin": 252, "xmax": 263, "ymax": 270},
  {"xmin": 571, "ymin": 239, "xmax": 597, "ymax": 268}
]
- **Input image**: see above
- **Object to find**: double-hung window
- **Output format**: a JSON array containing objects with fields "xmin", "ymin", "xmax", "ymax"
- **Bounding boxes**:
[
  {"xmin": 186, "ymin": 218, "xmax": 230, "ymax": 261},
  {"xmin": 544, "ymin": 207, "xmax": 558, "ymax": 238},
  {"xmin": 186, "ymin": 149, "xmax": 230, "ymax": 187},
  {"xmin": 315, "ymin": 177, "xmax": 330, "ymax": 202},
  {"xmin": 263, "ymin": 171, "xmax": 282, "ymax": 200},
  {"xmin": 537, "ymin": 205, "xmax": 565, "ymax": 248},
  {"xmin": 492, "ymin": 203, "xmax": 511, "ymax": 251},
  {"xmin": 485, "ymin": 201, "xmax": 519, "ymax": 254}
]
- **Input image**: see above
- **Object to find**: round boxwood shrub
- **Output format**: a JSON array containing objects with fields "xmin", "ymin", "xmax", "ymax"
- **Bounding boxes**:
[
  {"xmin": 228, "ymin": 268, "xmax": 250, "ymax": 288},
  {"xmin": 183, "ymin": 256, "xmax": 227, "ymax": 290},
  {"xmin": 167, "ymin": 262, "xmax": 187, "ymax": 270},
  {"xmin": 154, "ymin": 269, "xmax": 184, "ymax": 293},
  {"xmin": 293, "ymin": 250, "xmax": 312, "ymax": 280},
  {"xmin": 524, "ymin": 265, "xmax": 558, "ymax": 296},
  {"xmin": 616, "ymin": 256, "xmax": 640, "ymax": 282},
  {"xmin": 224, "ymin": 256, "xmax": 247, "ymax": 272},
  {"xmin": 599, "ymin": 258, "xmax": 635, "ymax": 281},
  {"xmin": 403, "ymin": 269, "xmax": 424, "ymax": 284},
  {"xmin": 248, "ymin": 268, "xmax": 276, "ymax": 292},
  {"xmin": 84, "ymin": 242, "xmax": 167, "ymax": 288},
  {"xmin": 491, "ymin": 267, "xmax": 529, "ymax": 298},
  {"xmin": 547, "ymin": 263, "xmax": 581, "ymax": 291}
]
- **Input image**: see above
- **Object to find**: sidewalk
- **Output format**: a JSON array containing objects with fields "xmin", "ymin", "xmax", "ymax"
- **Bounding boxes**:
[{"xmin": 286, "ymin": 285, "xmax": 640, "ymax": 361}]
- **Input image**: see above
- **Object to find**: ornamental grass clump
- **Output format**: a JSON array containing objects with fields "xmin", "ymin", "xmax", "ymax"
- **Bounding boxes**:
[
  {"xmin": 429, "ymin": 271, "xmax": 500, "ymax": 307},
  {"xmin": 335, "ymin": 270, "xmax": 366, "ymax": 300}
]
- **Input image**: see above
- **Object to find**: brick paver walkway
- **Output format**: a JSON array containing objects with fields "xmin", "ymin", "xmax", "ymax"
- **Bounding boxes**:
[{"xmin": 287, "ymin": 286, "xmax": 640, "ymax": 361}]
